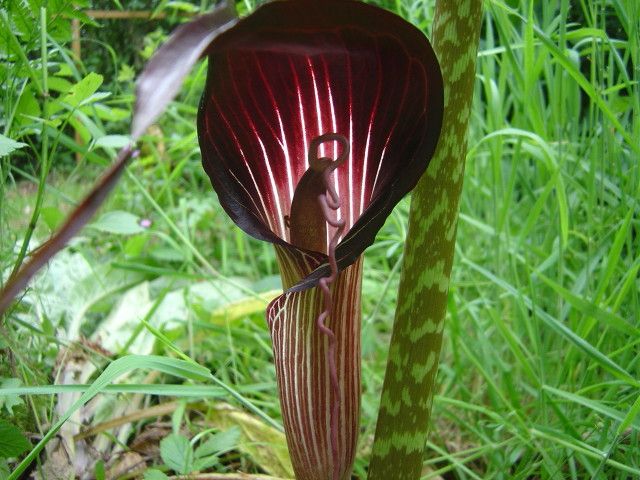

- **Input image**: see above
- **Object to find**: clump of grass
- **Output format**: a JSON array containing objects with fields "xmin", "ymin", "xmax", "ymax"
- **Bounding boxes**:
[{"xmin": 410, "ymin": 0, "xmax": 639, "ymax": 477}]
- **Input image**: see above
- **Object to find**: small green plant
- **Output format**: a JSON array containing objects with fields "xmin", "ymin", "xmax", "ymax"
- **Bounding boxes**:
[{"xmin": 145, "ymin": 426, "xmax": 241, "ymax": 477}]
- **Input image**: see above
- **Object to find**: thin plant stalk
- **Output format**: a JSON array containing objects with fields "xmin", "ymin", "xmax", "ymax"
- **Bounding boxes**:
[
  {"xmin": 8, "ymin": 8, "xmax": 51, "ymax": 281},
  {"xmin": 368, "ymin": 1, "xmax": 484, "ymax": 478}
]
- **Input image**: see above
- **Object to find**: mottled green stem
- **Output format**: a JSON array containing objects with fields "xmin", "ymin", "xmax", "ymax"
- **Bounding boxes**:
[{"xmin": 368, "ymin": 1, "xmax": 483, "ymax": 479}]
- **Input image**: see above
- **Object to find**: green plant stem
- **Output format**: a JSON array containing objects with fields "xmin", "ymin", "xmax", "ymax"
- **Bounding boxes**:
[
  {"xmin": 8, "ymin": 8, "xmax": 50, "ymax": 281},
  {"xmin": 368, "ymin": 1, "xmax": 483, "ymax": 479}
]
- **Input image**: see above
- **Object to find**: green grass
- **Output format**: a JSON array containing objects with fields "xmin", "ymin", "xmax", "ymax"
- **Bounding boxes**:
[
  {"xmin": 429, "ymin": 0, "xmax": 639, "ymax": 478},
  {"xmin": 1, "ymin": 0, "xmax": 639, "ymax": 478}
]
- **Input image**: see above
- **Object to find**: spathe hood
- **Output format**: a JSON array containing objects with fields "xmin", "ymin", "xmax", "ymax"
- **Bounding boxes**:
[{"xmin": 198, "ymin": 0, "xmax": 443, "ymax": 291}]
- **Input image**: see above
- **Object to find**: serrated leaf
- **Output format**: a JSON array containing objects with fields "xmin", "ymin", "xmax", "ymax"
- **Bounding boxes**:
[
  {"xmin": 160, "ymin": 433, "xmax": 193, "ymax": 475},
  {"xmin": 0, "ymin": 134, "xmax": 27, "ymax": 157},
  {"xmin": 0, "ymin": 378, "xmax": 24, "ymax": 414},
  {"xmin": 92, "ymin": 211, "xmax": 145, "ymax": 235},
  {"xmin": 0, "ymin": 420, "xmax": 31, "ymax": 458}
]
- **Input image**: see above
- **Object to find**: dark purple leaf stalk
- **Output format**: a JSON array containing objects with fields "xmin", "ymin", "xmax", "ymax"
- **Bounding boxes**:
[{"xmin": 0, "ymin": 2, "xmax": 443, "ymax": 479}]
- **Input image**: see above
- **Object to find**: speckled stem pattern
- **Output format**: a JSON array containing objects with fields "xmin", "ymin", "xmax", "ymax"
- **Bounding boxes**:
[{"xmin": 367, "ymin": 2, "xmax": 483, "ymax": 479}]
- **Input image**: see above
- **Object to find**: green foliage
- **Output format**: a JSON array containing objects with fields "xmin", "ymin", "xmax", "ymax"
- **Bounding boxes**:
[
  {"xmin": 82, "ymin": 0, "xmax": 203, "ymax": 84},
  {"xmin": 0, "ymin": 0, "xmax": 638, "ymax": 478},
  {"xmin": 158, "ymin": 427, "xmax": 240, "ymax": 474},
  {"xmin": 8, "ymin": 355, "xmax": 213, "ymax": 479},
  {"xmin": 160, "ymin": 433, "xmax": 194, "ymax": 474},
  {"xmin": 144, "ymin": 469, "xmax": 171, "ymax": 480},
  {"xmin": 0, "ymin": 378, "xmax": 23, "ymax": 415},
  {"xmin": 0, "ymin": 420, "xmax": 31, "ymax": 458},
  {"xmin": 0, "ymin": 135, "xmax": 27, "ymax": 158},
  {"xmin": 92, "ymin": 210, "xmax": 147, "ymax": 235}
]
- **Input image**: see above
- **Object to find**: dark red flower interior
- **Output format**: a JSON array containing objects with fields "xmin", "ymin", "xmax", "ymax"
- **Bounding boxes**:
[{"xmin": 198, "ymin": 0, "xmax": 443, "ymax": 289}]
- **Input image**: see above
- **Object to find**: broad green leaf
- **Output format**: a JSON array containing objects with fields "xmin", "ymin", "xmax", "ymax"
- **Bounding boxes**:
[
  {"xmin": 55, "ymin": 64, "xmax": 74, "ymax": 77},
  {"xmin": 92, "ymin": 211, "xmax": 145, "ymax": 235},
  {"xmin": 66, "ymin": 112, "xmax": 92, "ymax": 142},
  {"xmin": 0, "ymin": 134, "xmax": 27, "ymax": 157},
  {"xmin": 41, "ymin": 206, "xmax": 65, "ymax": 231},
  {"xmin": 143, "ymin": 469, "xmax": 170, "ymax": 480},
  {"xmin": 47, "ymin": 76, "xmax": 73, "ymax": 93},
  {"xmin": 0, "ymin": 420, "xmax": 31, "ymax": 458},
  {"xmin": 124, "ymin": 234, "xmax": 150, "ymax": 257},
  {"xmin": 0, "ymin": 378, "xmax": 24, "ymax": 414},
  {"xmin": 160, "ymin": 433, "xmax": 193, "ymax": 475},
  {"xmin": 15, "ymin": 88, "xmax": 41, "ymax": 128},
  {"xmin": 194, "ymin": 427, "xmax": 241, "ymax": 459},
  {"xmin": 61, "ymin": 72, "xmax": 104, "ymax": 108},
  {"xmin": 68, "ymin": 107, "xmax": 104, "ymax": 140},
  {"xmin": 192, "ymin": 455, "xmax": 220, "ymax": 473}
]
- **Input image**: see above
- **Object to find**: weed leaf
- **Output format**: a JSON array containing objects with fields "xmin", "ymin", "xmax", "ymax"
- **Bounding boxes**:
[
  {"xmin": 160, "ymin": 433, "xmax": 193, "ymax": 475},
  {"xmin": 0, "ymin": 420, "xmax": 31, "ymax": 458},
  {"xmin": 0, "ymin": 134, "xmax": 27, "ymax": 157}
]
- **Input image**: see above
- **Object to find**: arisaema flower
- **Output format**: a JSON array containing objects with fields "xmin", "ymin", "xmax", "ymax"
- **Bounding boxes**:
[
  {"xmin": 197, "ymin": 2, "xmax": 443, "ymax": 479},
  {"xmin": 0, "ymin": 1, "xmax": 442, "ymax": 479}
]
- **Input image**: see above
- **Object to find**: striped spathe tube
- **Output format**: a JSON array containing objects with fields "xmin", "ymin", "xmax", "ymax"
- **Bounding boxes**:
[{"xmin": 197, "ymin": 1, "xmax": 444, "ymax": 478}]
